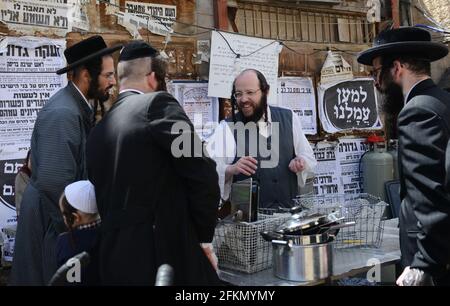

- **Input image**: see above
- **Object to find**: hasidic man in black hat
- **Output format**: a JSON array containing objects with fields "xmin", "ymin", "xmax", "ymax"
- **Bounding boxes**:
[
  {"xmin": 10, "ymin": 36, "xmax": 121, "ymax": 285},
  {"xmin": 86, "ymin": 41, "xmax": 222, "ymax": 285},
  {"xmin": 358, "ymin": 27, "xmax": 450, "ymax": 285}
]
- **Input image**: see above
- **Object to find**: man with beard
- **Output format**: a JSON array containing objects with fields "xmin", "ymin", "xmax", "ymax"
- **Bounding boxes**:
[
  {"xmin": 358, "ymin": 27, "xmax": 450, "ymax": 285},
  {"xmin": 10, "ymin": 36, "xmax": 121, "ymax": 285},
  {"xmin": 206, "ymin": 69, "xmax": 316, "ymax": 209},
  {"xmin": 86, "ymin": 41, "xmax": 222, "ymax": 285}
]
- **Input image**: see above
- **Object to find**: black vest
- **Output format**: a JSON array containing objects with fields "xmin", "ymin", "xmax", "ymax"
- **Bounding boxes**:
[{"xmin": 226, "ymin": 106, "xmax": 298, "ymax": 209}]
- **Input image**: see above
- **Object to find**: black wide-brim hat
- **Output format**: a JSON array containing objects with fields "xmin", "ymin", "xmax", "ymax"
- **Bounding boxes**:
[
  {"xmin": 56, "ymin": 35, "xmax": 122, "ymax": 75},
  {"xmin": 357, "ymin": 27, "xmax": 448, "ymax": 66}
]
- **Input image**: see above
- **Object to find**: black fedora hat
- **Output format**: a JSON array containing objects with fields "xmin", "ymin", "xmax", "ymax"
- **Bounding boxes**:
[
  {"xmin": 357, "ymin": 27, "xmax": 448, "ymax": 66},
  {"xmin": 56, "ymin": 35, "xmax": 122, "ymax": 75}
]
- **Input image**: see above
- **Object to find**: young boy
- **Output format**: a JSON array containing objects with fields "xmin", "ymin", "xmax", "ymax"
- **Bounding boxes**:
[{"xmin": 56, "ymin": 180, "xmax": 100, "ymax": 285}]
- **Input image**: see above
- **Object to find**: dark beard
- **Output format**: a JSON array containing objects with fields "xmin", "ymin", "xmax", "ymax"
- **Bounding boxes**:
[
  {"xmin": 379, "ymin": 70, "xmax": 404, "ymax": 117},
  {"xmin": 87, "ymin": 78, "xmax": 110, "ymax": 103},
  {"xmin": 239, "ymin": 95, "xmax": 266, "ymax": 123}
]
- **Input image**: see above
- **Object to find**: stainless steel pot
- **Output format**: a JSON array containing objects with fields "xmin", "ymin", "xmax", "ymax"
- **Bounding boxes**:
[{"xmin": 272, "ymin": 239, "xmax": 333, "ymax": 282}]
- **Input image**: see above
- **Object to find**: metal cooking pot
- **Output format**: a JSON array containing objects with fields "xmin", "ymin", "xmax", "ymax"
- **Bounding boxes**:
[
  {"xmin": 272, "ymin": 239, "xmax": 333, "ymax": 282},
  {"xmin": 263, "ymin": 221, "xmax": 355, "ymax": 282}
]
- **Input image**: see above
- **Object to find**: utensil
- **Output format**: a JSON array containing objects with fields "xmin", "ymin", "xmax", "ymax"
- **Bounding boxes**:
[{"xmin": 272, "ymin": 239, "xmax": 333, "ymax": 281}]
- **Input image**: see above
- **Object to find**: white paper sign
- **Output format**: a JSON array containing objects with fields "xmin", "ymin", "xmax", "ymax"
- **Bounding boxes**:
[
  {"xmin": 125, "ymin": 0, "xmax": 176, "ymax": 28},
  {"xmin": 169, "ymin": 81, "xmax": 219, "ymax": 141},
  {"xmin": 335, "ymin": 137, "xmax": 368, "ymax": 195},
  {"xmin": 69, "ymin": 0, "xmax": 89, "ymax": 31},
  {"xmin": 208, "ymin": 31, "xmax": 281, "ymax": 105},
  {"xmin": 320, "ymin": 51, "xmax": 353, "ymax": 85},
  {"xmin": 277, "ymin": 77, "xmax": 317, "ymax": 135},
  {"xmin": 312, "ymin": 142, "xmax": 340, "ymax": 195},
  {"xmin": 0, "ymin": 0, "xmax": 72, "ymax": 36},
  {"xmin": 116, "ymin": 11, "xmax": 172, "ymax": 38},
  {"xmin": 0, "ymin": 37, "xmax": 67, "ymax": 237}
]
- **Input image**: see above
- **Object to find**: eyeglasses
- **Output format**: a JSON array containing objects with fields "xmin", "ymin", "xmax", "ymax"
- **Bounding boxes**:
[
  {"xmin": 100, "ymin": 72, "xmax": 115, "ymax": 81},
  {"xmin": 233, "ymin": 88, "xmax": 261, "ymax": 100},
  {"xmin": 370, "ymin": 66, "xmax": 383, "ymax": 79}
]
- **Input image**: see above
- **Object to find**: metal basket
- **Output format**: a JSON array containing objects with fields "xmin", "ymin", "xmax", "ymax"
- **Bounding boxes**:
[
  {"xmin": 212, "ymin": 210, "xmax": 290, "ymax": 274},
  {"xmin": 293, "ymin": 193, "xmax": 388, "ymax": 248}
]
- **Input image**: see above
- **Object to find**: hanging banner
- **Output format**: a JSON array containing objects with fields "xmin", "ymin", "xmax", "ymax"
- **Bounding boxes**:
[
  {"xmin": 69, "ymin": 0, "xmax": 89, "ymax": 31},
  {"xmin": 0, "ymin": 37, "xmax": 67, "ymax": 248},
  {"xmin": 336, "ymin": 137, "xmax": 368, "ymax": 194},
  {"xmin": 312, "ymin": 141, "xmax": 340, "ymax": 195},
  {"xmin": 277, "ymin": 77, "xmax": 317, "ymax": 135},
  {"xmin": 318, "ymin": 78, "xmax": 382, "ymax": 133},
  {"xmin": 320, "ymin": 50, "xmax": 353, "ymax": 85},
  {"xmin": 125, "ymin": 1, "xmax": 176, "ymax": 28},
  {"xmin": 0, "ymin": 0, "xmax": 75, "ymax": 36},
  {"xmin": 208, "ymin": 31, "xmax": 281, "ymax": 105},
  {"xmin": 169, "ymin": 81, "xmax": 219, "ymax": 141}
]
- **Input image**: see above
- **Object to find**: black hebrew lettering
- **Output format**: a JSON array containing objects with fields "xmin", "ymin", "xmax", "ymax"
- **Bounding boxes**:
[
  {"xmin": 23, "ymin": 12, "xmax": 50, "ymax": 26},
  {"xmin": 35, "ymin": 45, "xmax": 61, "ymax": 58},
  {"xmin": 324, "ymin": 80, "xmax": 378, "ymax": 131},
  {"xmin": 0, "ymin": 9, "xmax": 19, "ymax": 23}
]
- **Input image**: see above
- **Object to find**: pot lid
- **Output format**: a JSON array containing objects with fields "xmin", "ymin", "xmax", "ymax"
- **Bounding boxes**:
[{"xmin": 275, "ymin": 213, "xmax": 328, "ymax": 234}]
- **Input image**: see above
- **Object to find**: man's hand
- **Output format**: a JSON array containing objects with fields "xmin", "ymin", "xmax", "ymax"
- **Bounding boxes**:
[
  {"xmin": 200, "ymin": 243, "xmax": 218, "ymax": 272},
  {"xmin": 396, "ymin": 266, "xmax": 434, "ymax": 286},
  {"xmin": 289, "ymin": 157, "xmax": 306, "ymax": 173},
  {"xmin": 227, "ymin": 156, "xmax": 258, "ymax": 176}
]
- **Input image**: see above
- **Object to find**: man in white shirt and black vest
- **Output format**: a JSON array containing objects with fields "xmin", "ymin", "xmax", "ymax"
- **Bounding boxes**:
[{"xmin": 206, "ymin": 69, "xmax": 317, "ymax": 209}]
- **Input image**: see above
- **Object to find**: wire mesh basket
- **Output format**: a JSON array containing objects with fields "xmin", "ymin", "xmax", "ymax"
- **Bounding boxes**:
[
  {"xmin": 212, "ymin": 209, "xmax": 290, "ymax": 274},
  {"xmin": 293, "ymin": 193, "xmax": 388, "ymax": 248}
]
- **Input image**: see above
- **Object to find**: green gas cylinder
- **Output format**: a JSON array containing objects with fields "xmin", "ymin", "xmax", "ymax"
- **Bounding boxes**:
[
  {"xmin": 362, "ymin": 136, "xmax": 394, "ymax": 202},
  {"xmin": 387, "ymin": 139, "xmax": 399, "ymax": 180}
]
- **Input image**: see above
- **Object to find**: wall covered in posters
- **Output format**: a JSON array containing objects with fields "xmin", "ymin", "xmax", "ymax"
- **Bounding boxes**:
[{"xmin": 0, "ymin": 36, "xmax": 66, "ymax": 253}]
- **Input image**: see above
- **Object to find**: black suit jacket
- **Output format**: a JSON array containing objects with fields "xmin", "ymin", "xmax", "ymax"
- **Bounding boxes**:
[
  {"xmin": 398, "ymin": 78, "xmax": 450, "ymax": 280},
  {"xmin": 86, "ymin": 91, "xmax": 221, "ymax": 285}
]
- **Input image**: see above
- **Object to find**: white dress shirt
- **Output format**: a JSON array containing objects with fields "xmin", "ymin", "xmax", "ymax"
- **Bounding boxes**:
[
  {"xmin": 119, "ymin": 88, "xmax": 145, "ymax": 95},
  {"xmin": 205, "ymin": 107, "xmax": 317, "ymax": 200}
]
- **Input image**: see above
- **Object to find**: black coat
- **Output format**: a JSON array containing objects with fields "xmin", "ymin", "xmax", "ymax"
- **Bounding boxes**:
[
  {"xmin": 56, "ymin": 228, "xmax": 100, "ymax": 285},
  {"xmin": 86, "ymin": 91, "xmax": 221, "ymax": 285},
  {"xmin": 398, "ymin": 79, "xmax": 450, "ymax": 281},
  {"xmin": 10, "ymin": 82, "xmax": 93, "ymax": 285}
]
